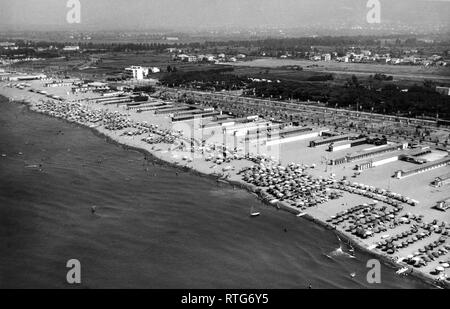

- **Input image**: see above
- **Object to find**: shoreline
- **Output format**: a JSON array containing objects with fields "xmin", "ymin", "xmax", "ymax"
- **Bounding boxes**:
[{"xmin": 0, "ymin": 90, "xmax": 447, "ymax": 289}]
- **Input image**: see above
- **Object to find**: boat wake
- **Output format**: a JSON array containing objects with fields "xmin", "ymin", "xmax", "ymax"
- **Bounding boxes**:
[
  {"xmin": 330, "ymin": 246, "xmax": 355, "ymax": 259},
  {"xmin": 330, "ymin": 235, "xmax": 356, "ymax": 259}
]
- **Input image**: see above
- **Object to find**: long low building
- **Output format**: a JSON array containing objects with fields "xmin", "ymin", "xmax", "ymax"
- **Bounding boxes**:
[
  {"xmin": 127, "ymin": 101, "xmax": 166, "ymax": 110},
  {"xmin": 100, "ymin": 97, "xmax": 133, "ymax": 105},
  {"xmin": 202, "ymin": 116, "xmax": 256, "ymax": 129},
  {"xmin": 431, "ymin": 172, "xmax": 450, "ymax": 187},
  {"xmin": 8, "ymin": 73, "xmax": 47, "ymax": 81},
  {"xmin": 154, "ymin": 106, "xmax": 193, "ymax": 115},
  {"xmin": 400, "ymin": 147, "xmax": 432, "ymax": 164},
  {"xmin": 266, "ymin": 130, "xmax": 324, "ymax": 146},
  {"xmin": 355, "ymin": 151, "xmax": 403, "ymax": 171},
  {"xmin": 328, "ymin": 138, "xmax": 367, "ymax": 152},
  {"xmin": 246, "ymin": 123, "xmax": 286, "ymax": 136},
  {"xmin": 331, "ymin": 143, "xmax": 407, "ymax": 165},
  {"xmin": 172, "ymin": 111, "xmax": 220, "ymax": 122},
  {"xmin": 201, "ymin": 117, "xmax": 236, "ymax": 129},
  {"xmin": 309, "ymin": 134, "xmax": 353, "ymax": 147},
  {"xmin": 395, "ymin": 156, "xmax": 450, "ymax": 179},
  {"xmin": 224, "ymin": 121, "xmax": 270, "ymax": 136},
  {"xmin": 243, "ymin": 124, "xmax": 286, "ymax": 142}
]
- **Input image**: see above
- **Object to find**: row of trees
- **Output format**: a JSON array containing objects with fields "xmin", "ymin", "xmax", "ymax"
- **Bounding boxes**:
[
  {"xmin": 245, "ymin": 77, "xmax": 450, "ymax": 120},
  {"xmin": 161, "ymin": 68, "xmax": 247, "ymax": 91}
]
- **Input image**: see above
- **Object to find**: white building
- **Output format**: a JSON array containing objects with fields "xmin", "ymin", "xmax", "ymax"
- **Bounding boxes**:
[
  {"xmin": 62, "ymin": 46, "xmax": 80, "ymax": 52},
  {"xmin": 124, "ymin": 66, "xmax": 149, "ymax": 80},
  {"xmin": 149, "ymin": 67, "xmax": 161, "ymax": 73},
  {"xmin": 0, "ymin": 42, "xmax": 15, "ymax": 47},
  {"xmin": 436, "ymin": 86, "xmax": 450, "ymax": 96},
  {"xmin": 177, "ymin": 54, "xmax": 197, "ymax": 62},
  {"xmin": 166, "ymin": 48, "xmax": 181, "ymax": 53},
  {"xmin": 321, "ymin": 53, "xmax": 331, "ymax": 61}
]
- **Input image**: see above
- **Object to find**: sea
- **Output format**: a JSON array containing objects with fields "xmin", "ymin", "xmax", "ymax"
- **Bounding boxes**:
[{"xmin": 0, "ymin": 96, "xmax": 431, "ymax": 288}]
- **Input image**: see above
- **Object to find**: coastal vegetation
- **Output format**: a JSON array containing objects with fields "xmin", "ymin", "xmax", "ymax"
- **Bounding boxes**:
[{"xmin": 159, "ymin": 68, "xmax": 450, "ymax": 120}]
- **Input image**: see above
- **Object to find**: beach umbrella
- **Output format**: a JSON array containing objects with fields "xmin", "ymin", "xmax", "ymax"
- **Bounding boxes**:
[{"xmin": 435, "ymin": 266, "xmax": 444, "ymax": 273}]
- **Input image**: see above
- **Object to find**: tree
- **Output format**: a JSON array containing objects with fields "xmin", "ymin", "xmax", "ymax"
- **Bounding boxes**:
[
  {"xmin": 351, "ymin": 75, "xmax": 359, "ymax": 87},
  {"xmin": 423, "ymin": 80, "xmax": 436, "ymax": 89}
]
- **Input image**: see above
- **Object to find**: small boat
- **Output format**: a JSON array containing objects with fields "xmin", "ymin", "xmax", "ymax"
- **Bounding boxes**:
[
  {"xmin": 296, "ymin": 212, "xmax": 306, "ymax": 217},
  {"xmin": 396, "ymin": 267, "xmax": 409, "ymax": 275},
  {"xmin": 350, "ymin": 272, "xmax": 356, "ymax": 278},
  {"xmin": 250, "ymin": 206, "xmax": 260, "ymax": 217}
]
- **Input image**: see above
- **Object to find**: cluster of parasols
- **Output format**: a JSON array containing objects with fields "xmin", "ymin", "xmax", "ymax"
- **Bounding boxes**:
[
  {"xmin": 142, "ymin": 131, "xmax": 180, "ymax": 144},
  {"xmin": 326, "ymin": 204, "xmax": 404, "ymax": 239},
  {"xmin": 35, "ymin": 100, "xmax": 107, "ymax": 124},
  {"xmin": 240, "ymin": 161, "xmax": 339, "ymax": 209},
  {"xmin": 35, "ymin": 99, "xmax": 142, "ymax": 133},
  {"xmin": 402, "ymin": 240, "xmax": 449, "ymax": 271},
  {"xmin": 330, "ymin": 181, "xmax": 417, "ymax": 207},
  {"xmin": 102, "ymin": 113, "xmax": 135, "ymax": 131},
  {"xmin": 377, "ymin": 226, "xmax": 432, "ymax": 254},
  {"xmin": 202, "ymin": 144, "xmax": 246, "ymax": 165},
  {"xmin": 35, "ymin": 99, "xmax": 188, "ymax": 145}
]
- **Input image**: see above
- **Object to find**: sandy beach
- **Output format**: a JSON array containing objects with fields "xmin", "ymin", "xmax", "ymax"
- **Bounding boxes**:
[{"xmin": 1, "ymin": 78, "xmax": 449, "ymax": 288}]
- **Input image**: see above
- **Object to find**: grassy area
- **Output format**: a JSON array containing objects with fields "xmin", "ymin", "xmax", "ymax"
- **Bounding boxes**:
[
  {"xmin": 12, "ymin": 51, "xmax": 226, "ymax": 80},
  {"xmin": 231, "ymin": 58, "xmax": 450, "ymax": 86}
]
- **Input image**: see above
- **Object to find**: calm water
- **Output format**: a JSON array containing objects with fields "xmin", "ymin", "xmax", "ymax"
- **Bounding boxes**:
[{"xmin": 0, "ymin": 97, "xmax": 431, "ymax": 288}]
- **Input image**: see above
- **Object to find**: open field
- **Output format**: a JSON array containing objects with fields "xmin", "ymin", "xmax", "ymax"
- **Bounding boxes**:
[
  {"xmin": 230, "ymin": 58, "xmax": 450, "ymax": 85},
  {"xmin": 11, "ymin": 52, "xmax": 225, "ymax": 80}
]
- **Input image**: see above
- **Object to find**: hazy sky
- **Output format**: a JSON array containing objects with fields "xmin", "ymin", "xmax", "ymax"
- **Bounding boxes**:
[{"xmin": 1, "ymin": 0, "xmax": 449, "ymax": 31}]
